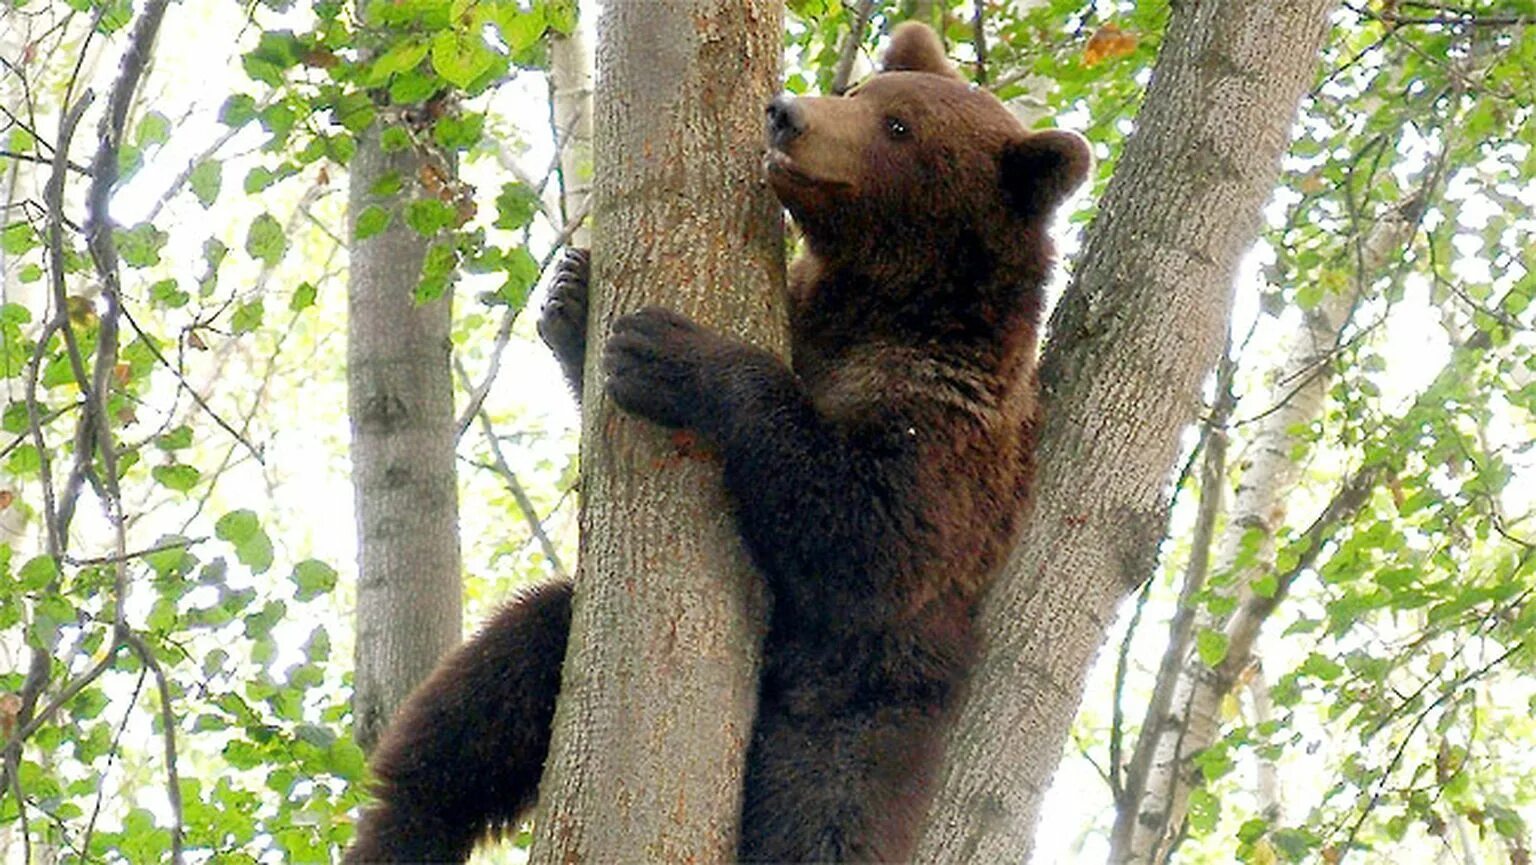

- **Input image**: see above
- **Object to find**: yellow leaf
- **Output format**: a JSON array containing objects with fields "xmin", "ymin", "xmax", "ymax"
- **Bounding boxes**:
[{"xmin": 1084, "ymin": 24, "xmax": 1138, "ymax": 66}]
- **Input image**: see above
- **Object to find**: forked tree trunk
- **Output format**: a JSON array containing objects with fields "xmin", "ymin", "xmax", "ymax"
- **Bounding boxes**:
[
  {"xmin": 347, "ymin": 125, "xmax": 463, "ymax": 751},
  {"xmin": 529, "ymin": 2, "xmax": 786, "ymax": 862},
  {"xmin": 914, "ymin": 2, "xmax": 1338, "ymax": 861}
]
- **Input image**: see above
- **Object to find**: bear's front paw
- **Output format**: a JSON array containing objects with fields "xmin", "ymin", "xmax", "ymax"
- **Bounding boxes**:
[
  {"xmin": 537, "ymin": 247, "xmax": 590, "ymax": 371},
  {"xmin": 604, "ymin": 307, "xmax": 720, "ymax": 429}
]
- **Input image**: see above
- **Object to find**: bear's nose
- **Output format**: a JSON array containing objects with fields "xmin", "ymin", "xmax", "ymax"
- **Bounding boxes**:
[{"xmin": 766, "ymin": 94, "xmax": 806, "ymax": 148}]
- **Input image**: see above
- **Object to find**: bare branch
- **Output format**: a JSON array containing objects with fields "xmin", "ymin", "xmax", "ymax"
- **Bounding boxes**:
[
  {"xmin": 831, "ymin": 0, "xmax": 880, "ymax": 94},
  {"xmin": 454, "ymin": 359, "xmax": 569, "ymax": 580}
]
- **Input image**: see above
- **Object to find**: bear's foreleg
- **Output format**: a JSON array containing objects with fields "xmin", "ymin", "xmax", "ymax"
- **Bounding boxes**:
[{"xmin": 604, "ymin": 308, "xmax": 918, "ymax": 613}]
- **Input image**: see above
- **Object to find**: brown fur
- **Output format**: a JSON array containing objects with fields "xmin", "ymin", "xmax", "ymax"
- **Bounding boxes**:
[{"xmin": 345, "ymin": 22, "xmax": 1089, "ymax": 863}]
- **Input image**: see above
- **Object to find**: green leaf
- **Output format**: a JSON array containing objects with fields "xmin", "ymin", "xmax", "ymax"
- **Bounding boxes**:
[
  {"xmin": 17, "ymin": 555, "xmax": 58, "ymax": 591},
  {"xmin": 243, "ymin": 29, "xmax": 302, "ymax": 86},
  {"xmin": 369, "ymin": 171, "xmax": 403, "ymax": 197},
  {"xmin": 1187, "ymin": 787, "xmax": 1220, "ymax": 833},
  {"xmin": 152, "ymin": 464, "xmax": 201, "ymax": 493},
  {"xmin": 290, "ymin": 559, "xmax": 337, "ymax": 602},
  {"xmin": 1299, "ymin": 652, "xmax": 1344, "ymax": 682},
  {"xmin": 332, "ymin": 91, "xmax": 377, "ymax": 134},
  {"xmin": 219, "ymin": 94, "xmax": 258, "ymax": 127},
  {"xmin": 135, "ymin": 111, "xmax": 171, "ymax": 148},
  {"xmin": 215, "ymin": 510, "xmax": 261, "ymax": 544},
  {"xmin": 244, "ymin": 166, "xmax": 277, "ymax": 194},
  {"xmin": 430, "ymin": 27, "xmax": 497, "ymax": 89},
  {"xmin": 326, "ymin": 738, "xmax": 366, "ymax": 781},
  {"xmin": 1195, "ymin": 628, "xmax": 1229, "ymax": 668},
  {"xmin": 231, "ymin": 300, "xmax": 264, "ymax": 335},
  {"xmin": 370, "ymin": 38, "xmax": 430, "ymax": 82},
  {"xmin": 1250, "ymin": 572, "xmax": 1278, "ymax": 598},
  {"xmin": 389, "ymin": 68, "xmax": 441, "ymax": 104},
  {"xmin": 116, "ymin": 223, "xmax": 168, "ymax": 268},
  {"xmin": 245, "ymin": 214, "xmax": 287, "ymax": 265},
  {"xmin": 0, "ymin": 223, "xmax": 34, "ymax": 255},
  {"xmin": 148, "ymin": 278, "xmax": 189, "ymax": 309},
  {"xmin": 432, "ymin": 112, "xmax": 483, "ymax": 151},
  {"xmin": 189, "ymin": 160, "xmax": 222, "ymax": 208},
  {"xmin": 404, "ymin": 198, "xmax": 456, "ymax": 236},
  {"xmin": 355, "ymin": 205, "xmax": 391, "ymax": 241},
  {"xmin": 489, "ymin": 5, "xmax": 546, "ymax": 53},
  {"xmin": 494, "ymin": 182, "xmax": 539, "ymax": 230},
  {"xmin": 214, "ymin": 511, "xmax": 275, "ymax": 576},
  {"xmin": 290, "ymin": 282, "xmax": 317, "ymax": 312},
  {"xmin": 498, "ymin": 246, "xmax": 538, "ymax": 308},
  {"xmin": 380, "ymin": 126, "xmax": 412, "ymax": 153},
  {"xmin": 157, "ymin": 427, "xmax": 193, "ymax": 454}
]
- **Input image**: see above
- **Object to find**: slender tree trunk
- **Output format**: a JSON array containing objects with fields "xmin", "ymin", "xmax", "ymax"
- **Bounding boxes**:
[
  {"xmin": 1110, "ymin": 295, "xmax": 1350, "ymax": 863},
  {"xmin": 347, "ymin": 124, "xmax": 463, "ymax": 751},
  {"xmin": 549, "ymin": 16, "xmax": 594, "ymax": 246},
  {"xmin": 529, "ymin": 2, "xmax": 786, "ymax": 863},
  {"xmin": 1110, "ymin": 208, "xmax": 1415, "ymax": 864},
  {"xmin": 914, "ymin": 3, "xmax": 1338, "ymax": 861}
]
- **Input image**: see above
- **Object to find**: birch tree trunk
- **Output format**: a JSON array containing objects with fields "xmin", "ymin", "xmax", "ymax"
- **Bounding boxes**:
[
  {"xmin": 1110, "ymin": 295, "xmax": 1351, "ymax": 864},
  {"xmin": 347, "ymin": 124, "xmax": 463, "ymax": 751},
  {"xmin": 1110, "ymin": 208, "xmax": 1417, "ymax": 864},
  {"xmin": 549, "ymin": 16, "xmax": 594, "ymax": 246},
  {"xmin": 914, "ymin": 3, "xmax": 1338, "ymax": 861},
  {"xmin": 529, "ymin": 2, "xmax": 786, "ymax": 862}
]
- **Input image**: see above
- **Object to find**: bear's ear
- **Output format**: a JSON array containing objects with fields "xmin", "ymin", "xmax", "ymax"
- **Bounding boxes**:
[
  {"xmin": 882, "ymin": 22, "xmax": 959, "ymax": 78},
  {"xmin": 1000, "ymin": 129, "xmax": 1092, "ymax": 218}
]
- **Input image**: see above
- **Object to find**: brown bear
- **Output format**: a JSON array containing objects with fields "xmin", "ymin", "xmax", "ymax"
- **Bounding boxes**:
[{"xmin": 345, "ymin": 21, "xmax": 1089, "ymax": 864}]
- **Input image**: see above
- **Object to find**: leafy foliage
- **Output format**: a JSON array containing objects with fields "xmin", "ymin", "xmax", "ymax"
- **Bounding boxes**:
[{"xmin": 0, "ymin": 0, "xmax": 1530, "ymax": 862}]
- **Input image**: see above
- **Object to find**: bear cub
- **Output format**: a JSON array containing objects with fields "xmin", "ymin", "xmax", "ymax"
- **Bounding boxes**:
[{"xmin": 345, "ymin": 21, "xmax": 1089, "ymax": 864}]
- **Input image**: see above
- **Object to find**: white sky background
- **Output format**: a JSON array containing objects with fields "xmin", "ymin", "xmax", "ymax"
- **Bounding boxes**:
[{"xmin": 3, "ymin": 1, "xmax": 1533, "ymax": 862}]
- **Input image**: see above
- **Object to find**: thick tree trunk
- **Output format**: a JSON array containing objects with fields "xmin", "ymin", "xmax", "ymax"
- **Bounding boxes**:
[
  {"xmin": 347, "ymin": 127, "xmax": 463, "ymax": 751},
  {"xmin": 529, "ymin": 2, "xmax": 785, "ymax": 863},
  {"xmin": 914, "ymin": 3, "xmax": 1337, "ymax": 861}
]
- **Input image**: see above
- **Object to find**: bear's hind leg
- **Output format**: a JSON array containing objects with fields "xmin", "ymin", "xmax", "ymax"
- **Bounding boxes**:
[{"xmin": 344, "ymin": 579, "xmax": 572, "ymax": 863}]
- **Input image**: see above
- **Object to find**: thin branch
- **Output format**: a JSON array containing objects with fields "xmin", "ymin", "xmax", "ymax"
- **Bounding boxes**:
[
  {"xmin": 971, "ymin": 0, "xmax": 988, "ymax": 85},
  {"xmin": 453, "ymin": 205, "xmax": 588, "ymax": 440},
  {"xmin": 454, "ymin": 359, "xmax": 569, "ymax": 580},
  {"xmin": 831, "ymin": 0, "xmax": 880, "ymax": 94},
  {"xmin": 66, "ymin": 535, "xmax": 205, "ymax": 568},
  {"xmin": 80, "ymin": 666, "xmax": 147, "ymax": 860},
  {"xmin": 120, "ymin": 306, "xmax": 266, "ymax": 464},
  {"xmin": 0, "ymin": 149, "xmax": 91, "ymax": 174},
  {"xmin": 123, "ymin": 631, "xmax": 184, "ymax": 864}
]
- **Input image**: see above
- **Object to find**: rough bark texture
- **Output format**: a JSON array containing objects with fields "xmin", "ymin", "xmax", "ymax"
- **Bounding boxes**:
[
  {"xmin": 1112, "ymin": 211, "xmax": 1414, "ymax": 864},
  {"xmin": 528, "ymin": 2, "xmax": 786, "ymax": 863},
  {"xmin": 913, "ymin": 3, "xmax": 1338, "ymax": 861},
  {"xmin": 348, "ymin": 127, "xmax": 463, "ymax": 751}
]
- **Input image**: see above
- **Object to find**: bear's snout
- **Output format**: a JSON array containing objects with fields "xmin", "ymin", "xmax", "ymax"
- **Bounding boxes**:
[{"xmin": 766, "ymin": 94, "xmax": 806, "ymax": 148}]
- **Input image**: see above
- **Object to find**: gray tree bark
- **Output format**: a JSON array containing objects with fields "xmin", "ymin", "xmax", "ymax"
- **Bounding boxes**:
[
  {"xmin": 347, "ymin": 125, "xmax": 463, "ymax": 751},
  {"xmin": 529, "ymin": 2, "xmax": 786, "ymax": 863},
  {"xmin": 913, "ymin": 2, "xmax": 1338, "ymax": 861}
]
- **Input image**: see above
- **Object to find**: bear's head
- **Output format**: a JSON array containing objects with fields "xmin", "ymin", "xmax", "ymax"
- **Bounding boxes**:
[{"xmin": 764, "ymin": 22, "xmax": 1090, "ymax": 264}]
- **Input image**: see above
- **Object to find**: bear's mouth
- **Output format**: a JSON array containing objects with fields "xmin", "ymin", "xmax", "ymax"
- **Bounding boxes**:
[{"xmin": 763, "ymin": 148, "xmax": 817, "ymax": 186}]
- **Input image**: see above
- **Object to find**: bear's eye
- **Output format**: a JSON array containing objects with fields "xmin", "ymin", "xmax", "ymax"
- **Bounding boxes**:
[{"xmin": 885, "ymin": 116, "xmax": 911, "ymax": 140}]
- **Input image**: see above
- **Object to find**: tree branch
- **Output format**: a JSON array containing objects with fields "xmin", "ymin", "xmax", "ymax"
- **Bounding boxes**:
[{"xmin": 831, "ymin": 0, "xmax": 880, "ymax": 94}]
